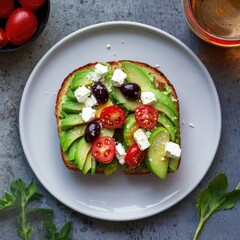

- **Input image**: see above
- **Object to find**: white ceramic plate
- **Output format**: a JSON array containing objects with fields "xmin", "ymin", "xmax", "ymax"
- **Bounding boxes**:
[{"xmin": 19, "ymin": 21, "xmax": 221, "ymax": 221}]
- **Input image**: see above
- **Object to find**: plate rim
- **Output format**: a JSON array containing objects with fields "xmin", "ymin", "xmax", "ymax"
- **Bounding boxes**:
[{"xmin": 19, "ymin": 21, "xmax": 222, "ymax": 221}]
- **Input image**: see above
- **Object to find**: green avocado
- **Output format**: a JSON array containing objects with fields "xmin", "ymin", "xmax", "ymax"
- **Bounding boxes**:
[
  {"xmin": 62, "ymin": 100, "xmax": 85, "ymax": 114},
  {"xmin": 168, "ymin": 158, "xmax": 179, "ymax": 173},
  {"xmin": 158, "ymin": 114, "xmax": 178, "ymax": 142},
  {"xmin": 150, "ymin": 88, "xmax": 178, "ymax": 116},
  {"xmin": 123, "ymin": 114, "xmax": 139, "ymax": 147},
  {"xmin": 75, "ymin": 137, "xmax": 91, "ymax": 170},
  {"xmin": 60, "ymin": 114, "xmax": 84, "ymax": 131},
  {"xmin": 60, "ymin": 125, "xmax": 86, "ymax": 152},
  {"xmin": 100, "ymin": 127, "xmax": 114, "ymax": 137},
  {"xmin": 70, "ymin": 68, "xmax": 95, "ymax": 91},
  {"xmin": 122, "ymin": 61, "xmax": 155, "ymax": 91},
  {"xmin": 110, "ymin": 87, "xmax": 141, "ymax": 111},
  {"xmin": 82, "ymin": 151, "xmax": 92, "ymax": 174},
  {"xmin": 146, "ymin": 127, "xmax": 170, "ymax": 180},
  {"xmin": 67, "ymin": 140, "xmax": 78, "ymax": 161},
  {"xmin": 66, "ymin": 90, "xmax": 77, "ymax": 101}
]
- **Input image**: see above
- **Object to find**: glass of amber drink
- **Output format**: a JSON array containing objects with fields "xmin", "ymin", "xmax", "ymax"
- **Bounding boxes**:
[{"xmin": 182, "ymin": 0, "xmax": 240, "ymax": 47}]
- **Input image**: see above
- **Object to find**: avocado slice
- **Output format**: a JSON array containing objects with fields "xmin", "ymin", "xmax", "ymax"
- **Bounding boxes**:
[
  {"xmin": 110, "ymin": 87, "xmax": 141, "ymax": 111},
  {"xmin": 121, "ymin": 61, "xmax": 155, "ymax": 90},
  {"xmin": 100, "ymin": 127, "xmax": 114, "ymax": 137},
  {"xmin": 67, "ymin": 140, "xmax": 78, "ymax": 161},
  {"xmin": 153, "ymin": 101, "xmax": 178, "ymax": 126},
  {"xmin": 123, "ymin": 114, "xmax": 139, "ymax": 147},
  {"xmin": 70, "ymin": 68, "xmax": 95, "ymax": 91},
  {"xmin": 60, "ymin": 114, "xmax": 84, "ymax": 131},
  {"xmin": 101, "ymin": 63, "xmax": 113, "ymax": 92},
  {"xmin": 146, "ymin": 127, "xmax": 170, "ymax": 180},
  {"xmin": 158, "ymin": 114, "xmax": 178, "ymax": 142},
  {"xmin": 60, "ymin": 125, "xmax": 86, "ymax": 152},
  {"xmin": 150, "ymin": 88, "xmax": 178, "ymax": 116},
  {"xmin": 75, "ymin": 137, "xmax": 91, "ymax": 170},
  {"xmin": 62, "ymin": 100, "xmax": 85, "ymax": 114},
  {"xmin": 91, "ymin": 158, "xmax": 97, "ymax": 175},
  {"xmin": 66, "ymin": 90, "xmax": 77, "ymax": 101},
  {"xmin": 82, "ymin": 151, "xmax": 92, "ymax": 174},
  {"xmin": 168, "ymin": 158, "xmax": 179, "ymax": 173}
]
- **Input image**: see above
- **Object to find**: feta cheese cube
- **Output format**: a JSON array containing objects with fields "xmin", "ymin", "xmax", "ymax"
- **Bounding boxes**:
[
  {"xmin": 81, "ymin": 107, "xmax": 96, "ymax": 123},
  {"xmin": 133, "ymin": 129, "xmax": 150, "ymax": 151},
  {"xmin": 74, "ymin": 86, "xmax": 91, "ymax": 103},
  {"xmin": 84, "ymin": 94, "xmax": 98, "ymax": 107},
  {"xmin": 116, "ymin": 143, "xmax": 126, "ymax": 165},
  {"xmin": 140, "ymin": 92, "xmax": 157, "ymax": 105},
  {"xmin": 164, "ymin": 142, "xmax": 181, "ymax": 159},
  {"xmin": 87, "ymin": 71, "xmax": 102, "ymax": 82},
  {"xmin": 111, "ymin": 69, "xmax": 127, "ymax": 87},
  {"xmin": 95, "ymin": 63, "xmax": 108, "ymax": 76}
]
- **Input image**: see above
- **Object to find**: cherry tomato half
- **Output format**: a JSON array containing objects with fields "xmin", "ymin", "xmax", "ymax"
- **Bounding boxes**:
[
  {"xmin": 100, "ymin": 106, "xmax": 126, "ymax": 129},
  {"xmin": 125, "ymin": 143, "xmax": 146, "ymax": 168},
  {"xmin": 0, "ymin": 28, "xmax": 8, "ymax": 47},
  {"xmin": 92, "ymin": 136, "xmax": 116, "ymax": 163},
  {"xmin": 0, "ymin": 0, "xmax": 14, "ymax": 19},
  {"xmin": 18, "ymin": 0, "xmax": 46, "ymax": 11},
  {"xmin": 6, "ymin": 8, "xmax": 38, "ymax": 46},
  {"xmin": 134, "ymin": 104, "xmax": 158, "ymax": 130}
]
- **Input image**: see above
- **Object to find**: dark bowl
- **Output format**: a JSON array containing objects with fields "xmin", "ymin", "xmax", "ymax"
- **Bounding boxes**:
[{"xmin": 0, "ymin": 0, "xmax": 50, "ymax": 53}]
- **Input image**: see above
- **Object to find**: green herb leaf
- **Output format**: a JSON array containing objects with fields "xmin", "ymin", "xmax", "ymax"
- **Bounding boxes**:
[
  {"xmin": 0, "ymin": 179, "xmax": 55, "ymax": 240},
  {"xmin": 43, "ymin": 219, "xmax": 73, "ymax": 240},
  {"xmin": 59, "ymin": 222, "xmax": 73, "ymax": 238},
  {"xmin": 196, "ymin": 188, "xmax": 211, "ymax": 218},
  {"xmin": 193, "ymin": 173, "xmax": 240, "ymax": 240}
]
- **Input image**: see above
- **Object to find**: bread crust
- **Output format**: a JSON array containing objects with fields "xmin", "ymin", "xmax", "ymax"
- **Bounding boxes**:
[{"xmin": 55, "ymin": 60, "xmax": 180, "ymax": 174}]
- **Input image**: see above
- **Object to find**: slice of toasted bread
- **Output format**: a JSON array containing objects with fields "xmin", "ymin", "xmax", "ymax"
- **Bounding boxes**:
[{"xmin": 55, "ymin": 60, "xmax": 180, "ymax": 175}]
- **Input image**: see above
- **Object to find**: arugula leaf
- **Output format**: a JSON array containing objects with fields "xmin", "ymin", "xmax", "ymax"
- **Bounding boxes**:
[
  {"xmin": 43, "ymin": 219, "xmax": 73, "ymax": 240},
  {"xmin": 0, "ymin": 179, "xmax": 53, "ymax": 240},
  {"xmin": 193, "ymin": 173, "xmax": 240, "ymax": 240}
]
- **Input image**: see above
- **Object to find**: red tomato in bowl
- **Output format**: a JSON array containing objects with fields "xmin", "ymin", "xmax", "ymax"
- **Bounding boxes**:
[
  {"xmin": 92, "ymin": 136, "xmax": 116, "ymax": 163},
  {"xmin": 6, "ymin": 8, "xmax": 38, "ymax": 46},
  {"xmin": 18, "ymin": 0, "xmax": 46, "ymax": 11},
  {"xmin": 0, "ymin": 28, "xmax": 8, "ymax": 47},
  {"xmin": 125, "ymin": 143, "xmax": 146, "ymax": 168},
  {"xmin": 0, "ymin": 0, "xmax": 14, "ymax": 18}
]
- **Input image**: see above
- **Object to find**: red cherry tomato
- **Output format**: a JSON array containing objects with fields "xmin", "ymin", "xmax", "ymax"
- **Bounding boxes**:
[
  {"xmin": 0, "ymin": 0, "xmax": 14, "ymax": 18},
  {"xmin": 6, "ymin": 8, "xmax": 38, "ymax": 46},
  {"xmin": 18, "ymin": 0, "xmax": 46, "ymax": 11},
  {"xmin": 92, "ymin": 136, "xmax": 116, "ymax": 163},
  {"xmin": 0, "ymin": 28, "xmax": 8, "ymax": 47},
  {"xmin": 125, "ymin": 143, "xmax": 146, "ymax": 168},
  {"xmin": 134, "ymin": 104, "xmax": 158, "ymax": 129},
  {"xmin": 100, "ymin": 106, "xmax": 126, "ymax": 129}
]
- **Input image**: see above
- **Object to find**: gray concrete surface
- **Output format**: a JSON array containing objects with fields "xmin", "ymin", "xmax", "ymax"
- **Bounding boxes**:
[{"xmin": 0, "ymin": 0, "xmax": 240, "ymax": 239}]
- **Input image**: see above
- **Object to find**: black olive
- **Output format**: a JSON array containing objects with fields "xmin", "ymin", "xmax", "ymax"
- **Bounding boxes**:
[
  {"xmin": 91, "ymin": 82, "xmax": 109, "ymax": 104},
  {"xmin": 84, "ymin": 121, "xmax": 101, "ymax": 143},
  {"xmin": 120, "ymin": 83, "xmax": 141, "ymax": 101}
]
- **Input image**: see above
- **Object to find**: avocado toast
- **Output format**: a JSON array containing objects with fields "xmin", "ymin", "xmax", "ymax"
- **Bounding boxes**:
[{"xmin": 55, "ymin": 60, "xmax": 181, "ymax": 179}]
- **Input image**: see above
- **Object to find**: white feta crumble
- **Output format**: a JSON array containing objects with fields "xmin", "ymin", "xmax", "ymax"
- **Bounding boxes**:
[
  {"xmin": 116, "ymin": 143, "xmax": 126, "ymax": 165},
  {"xmin": 84, "ymin": 94, "xmax": 98, "ymax": 107},
  {"xmin": 111, "ymin": 68, "xmax": 127, "ymax": 87},
  {"xmin": 145, "ymin": 131, "xmax": 152, "ymax": 139},
  {"xmin": 133, "ymin": 129, "xmax": 150, "ymax": 151},
  {"xmin": 182, "ymin": 120, "xmax": 186, "ymax": 125},
  {"xmin": 189, "ymin": 123, "xmax": 195, "ymax": 128},
  {"xmin": 106, "ymin": 44, "xmax": 111, "ymax": 49},
  {"xmin": 74, "ymin": 86, "xmax": 91, "ymax": 103},
  {"xmin": 95, "ymin": 63, "xmax": 108, "ymax": 76},
  {"xmin": 121, "ymin": 40, "xmax": 125, "ymax": 44},
  {"xmin": 140, "ymin": 92, "xmax": 157, "ymax": 105},
  {"xmin": 164, "ymin": 142, "xmax": 181, "ymax": 160},
  {"xmin": 87, "ymin": 71, "xmax": 102, "ymax": 82},
  {"xmin": 155, "ymin": 64, "xmax": 160, "ymax": 68},
  {"xmin": 81, "ymin": 107, "xmax": 96, "ymax": 123}
]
